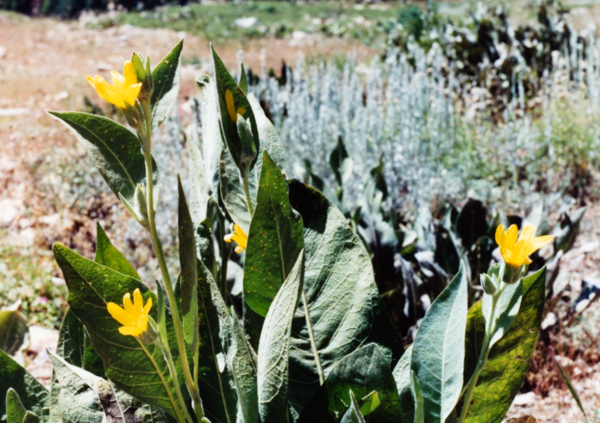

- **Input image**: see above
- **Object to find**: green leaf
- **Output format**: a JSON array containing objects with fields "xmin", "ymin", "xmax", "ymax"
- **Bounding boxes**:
[
  {"xmin": 359, "ymin": 391, "xmax": 380, "ymax": 417},
  {"xmin": 463, "ymin": 268, "xmax": 546, "ymax": 423},
  {"xmin": 556, "ymin": 361, "xmax": 587, "ymax": 422},
  {"xmin": 56, "ymin": 308, "xmax": 85, "ymax": 368},
  {"xmin": 483, "ymin": 279, "xmax": 522, "ymax": 349},
  {"xmin": 219, "ymin": 147, "xmax": 252, "ymax": 234},
  {"xmin": 53, "ymin": 244, "xmax": 186, "ymax": 419},
  {"xmin": 339, "ymin": 391, "xmax": 366, "ymax": 423},
  {"xmin": 392, "ymin": 344, "xmax": 414, "ymax": 423},
  {"xmin": 247, "ymin": 93, "xmax": 286, "ymax": 173},
  {"xmin": 257, "ymin": 251, "xmax": 304, "ymax": 423},
  {"xmin": 48, "ymin": 352, "xmax": 104, "ymax": 423},
  {"xmin": 0, "ymin": 349, "xmax": 48, "ymax": 422},
  {"xmin": 211, "ymin": 46, "xmax": 260, "ymax": 172},
  {"xmin": 0, "ymin": 310, "xmax": 28, "ymax": 356},
  {"xmin": 48, "ymin": 112, "xmax": 158, "ymax": 209},
  {"xmin": 411, "ymin": 263, "xmax": 468, "ymax": 423},
  {"xmin": 22, "ymin": 412, "xmax": 39, "ymax": 423},
  {"xmin": 196, "ymin": 74, "xmax": 225, "ymax": 195},
  {"xmin": 239, "ymin": 64, "xmax": 248, "ymax": 94},
  {"xmin": 5, "ymin": 389, "xmax": 26, "ymax": 423},
  {"xmin": 195, "ymin": 261, "xmax": 246, "ymax": 423},
  {"xmin": 411, "ymin": 371, "xmax": 424, "ymax": 423},
  {"xmin": 287, "ymin": 181, "xmax": 403, "ymax": 412},
  {"xmin": 298, "ymin": 343, "xmax": 401, "ymax": 423},
  {"xmin": 178, "ymin": 177, "xmax": 199, "ymax": 348},
  {"xmin": 188, "ymin": 140, "xmax": 210, "ymax": 227},
  {"xmin": 94, "ymin": 223, "xmax": 140, "ymax": 279},
  {"xmin": 244, "ymin": 151, "xmax": 304, "ymax": 317},
  {"xmin": 151, "ymin": 40, "xmax": 183, "ymax": 131},
  {"xmin": 227, "ymin": 315, "xmax": 259, "ymax": 423}
]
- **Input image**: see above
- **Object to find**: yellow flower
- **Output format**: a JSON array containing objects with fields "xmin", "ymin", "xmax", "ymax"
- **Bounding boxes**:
[
  {"xmin": 225, "ymin": 89, "xmax": 246, "ymax": 123},
  {"xmin": 107, "ymin": 288, "xmax": 153, "ymax": 338},
  {"xmin": 86, "ymin": 61, "xmax": 142, "ymax": 109},
  {"xmin": 224, "ymin": 223, "xmax": 248, "ymax": 254},
  {"xmin": 495, "ymin": 224, "xmax": 553, "ymax": 267}
]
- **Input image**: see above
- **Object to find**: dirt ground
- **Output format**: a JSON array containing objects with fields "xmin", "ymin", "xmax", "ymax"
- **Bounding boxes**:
[{"xmin": 2, "ymin": 11, "xmax": 600, "ymax": 423}]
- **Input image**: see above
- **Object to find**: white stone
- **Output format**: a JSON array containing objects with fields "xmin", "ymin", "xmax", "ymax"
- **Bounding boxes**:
[{"xmin": 235, "ymin": 17, "xmax": 257, "ymax": 28}]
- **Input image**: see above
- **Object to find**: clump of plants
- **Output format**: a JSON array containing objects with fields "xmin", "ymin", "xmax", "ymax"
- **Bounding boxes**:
[{"xmin": 0, "ymin": 40, "xmax": 574, "ymax": 423}]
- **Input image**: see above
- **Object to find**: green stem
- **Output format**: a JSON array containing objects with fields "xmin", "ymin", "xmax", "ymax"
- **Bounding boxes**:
[
  {"xmin": 157, "ymin": 342, "xmax": 196, "ymax": 423},
  {"xmin": 141, "ymin": 115, "xmax": 205, "ymax": 422},
  {"xmin": 242, "ymin": 173, "xmax": 254, "ymax": 216},
  {"xmin": 138, "ymin": 340, "xmax": 192, "ymax": 423},
  {"xmin": 458, "ymin": 286, "xmax": 503, "ymax": 423},
  {"xmin": 302, "ymin": 291, "xmax": 324, "ymax": 385}
]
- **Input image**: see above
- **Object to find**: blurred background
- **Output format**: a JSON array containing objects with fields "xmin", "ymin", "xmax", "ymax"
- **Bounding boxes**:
[{"xmin": 1, "ymin": 0, "xmax": 600, "ymax": 421}]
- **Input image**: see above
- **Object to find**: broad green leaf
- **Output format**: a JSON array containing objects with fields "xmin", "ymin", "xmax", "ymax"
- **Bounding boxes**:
[
  {"xmin": 196, "ymin": 74, "xmax": 225, "ymax": 194},
  {"xmin": 22, "ymin": 413, "xmax": 39, "ymax": 423},
  {"xmin": 48, "ymin": 352, "xmax": 104, "ymax": 423},
  {"xmin": 556, "ymin": 361, "xmax": 587, "ymax": 422},
  {"xmin": 151, "ymin": 40, "xmax": 183, "ymax": 131},
  {"xmin": 53, "ymin": 244, "xmax": 186, "ymax": 419},
  {"xmin": 211, "ymin": 46, "xmax": 260, "ymax": 172},
  {"xmin": 178, "ymin": 177, "xmax": 199, "ymax": 348},
  {"xmin": 339, "ymin": 391, "xmax": 366, "ymax": 423},
  {"xmin": 463, "ymin": 268, "xmax": 546, "ymax": 423},
  {"xmin": 227, "ymin": 315, "xmax": 259, "ymax": 423},
  {"xmin": 287, "ymin": 181, "xmax": 403, "ymax": 412},
  {"xmin": 5, "ymin": 389, "xmax": 26, "ymax": 423},
  {"xmin": 247, "ymin": 93, "xmax": 286, "ymax": 173},
  {"xmin": 482, "ymin": 279, "xmax": 522, "ymax": 349},
  {"xmin": 298, "ymin": 343, "xmax": 401, "ymax": 423},
  {"xmin": 219, "ymin": 147, "xmax": 252, "ymax": 233},
  {"xmin": 48, "ymin": 112, "xmax": 158, "ymax": 209},
  {"xmin": 359, "ymin": 391, "xmax": 380, "ymax": 417},
  {"xmin": 244, "ymin": 151, "xmax": 304, "ymax": 317},
  {"xmin": 0, "ymin": 349, "xmax": 48, "ymax": 422},
  {"xmin": 0, "ymin": 310, "xmax": 28, "ymax": 356},
  {"xmin": 411, "ymin": 264, "xmax": 468, "ymax": 423},
  {"xmin": 392, "ymin": 344, "xmax": 414, "ymax": 423},
  {"xmin": 257, "ymin": 252, "xmax": 304, "ymax": 423},
  {"xmin": 239, "ymin": 64, "xmax": 248, "ymax": 94},
  {"xmin": 195, "ymin": 260, "xmax": 242, "ymax": 423},
  {"xmin": 411, "ymin": 371, "xmax": 424, "ymax": 423},
  {"xmin": 56, "ymin": 308, "xmax": 85, "ymax": 368},
  {"xmin": 188, "ymin": 140, "xmax": 210, "ymax": 227},
  {"xmin": 94, "ymin": 223, "xmax": 140, "ymax": 279}
]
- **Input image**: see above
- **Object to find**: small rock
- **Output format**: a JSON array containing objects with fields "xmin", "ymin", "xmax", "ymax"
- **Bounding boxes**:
[
  {"xmin": 0, "ymin": 198, "xmax": 23, "ymax": 227},
  {"xmin": 54, "ymin": 91, "xmax": 69, "ymax": 101},
  {"xmin": 0, "ymin": 108, "xmax": 30, "ymax": 117},
  {"xmin": 96, "ymin": 62, "xmax": 113, "ymax": 71},
  {"xmin": 513, "ymin": 392, "xmax": 536, "ymax": 406},
  {"xmin": 235, "ymin": 17, "xmax": 257, "ymax": 28},
  {"xmin": 52, "ymin": 277, "xmax": 66, "ymax": 286},
  {"xmin": 38, "ymin": 213, "xmax": 61, "ymax": 226},
  {"xmin": 0, "ymin": 46, "xmax": 6, "ymax": 59},
  {"xmin": 541, "ymin": 312, "xmax": 557, "ymax": 330}
]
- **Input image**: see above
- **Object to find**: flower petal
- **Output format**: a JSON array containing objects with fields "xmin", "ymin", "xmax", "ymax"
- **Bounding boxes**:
[
  {"xmin": 124, "ymin": 83, "xmax": 142, "ymax": 107},
  {"xmin": 225, "ymin": 89, "xmax": 237, "ymax": 122},
  {"xmin": 107, "ymin": 302, "xmax": 135, "ymax": 326},
  {"xmin": 518, "ymin": 224, "xmax": 535, "ymax": 243},
  {"xmin": 505, "ymin": 224, "xmax": 518, "ymax": 247},
  {"xmin": 526, "ymin": 235, "xmax": 554, "ymax": 255},
  {"xmin": 143, "ymin": 297, "xmax": 153, "ymax": 314},
  {"xmin": 495, "ymin": 224, "xmax": 505, "ymax": 248},
  {"xmin": 123, "ymin": 292, "xmax": 134, "ymax": 313},
  {"xmin": 123, "ymin": 61, "xmax": 138, "ymax": 87},
  {"xmin": 111, "ymin": 70, "xmax": 125, "ymax": 89},
  {"xmin": 133, "ymin": 288, "xmax": 144, "ymax": 315}
]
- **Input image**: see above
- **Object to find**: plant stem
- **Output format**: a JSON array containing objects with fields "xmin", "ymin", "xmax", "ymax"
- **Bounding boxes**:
[
  {"xmin": 242, "ymin": 172, "xmax": 254, "ymax": 216},
  {"xmin": 302, "ymin": 291, "xmax": 325, "ymax": 385},
  {"xmin": 138, "ymin": 340, "xmax": 192, "ymax": 423},
  {"xmin": 458, "ymin": 287, "xmax": 503, "ymax": 423},
  {"xmin": 141, "ymin": 115, "xmax": 205, "ymax": 422},
  {"xmin": 157, "ymin": 342, "xmax": 196, "ymax": 423}
]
